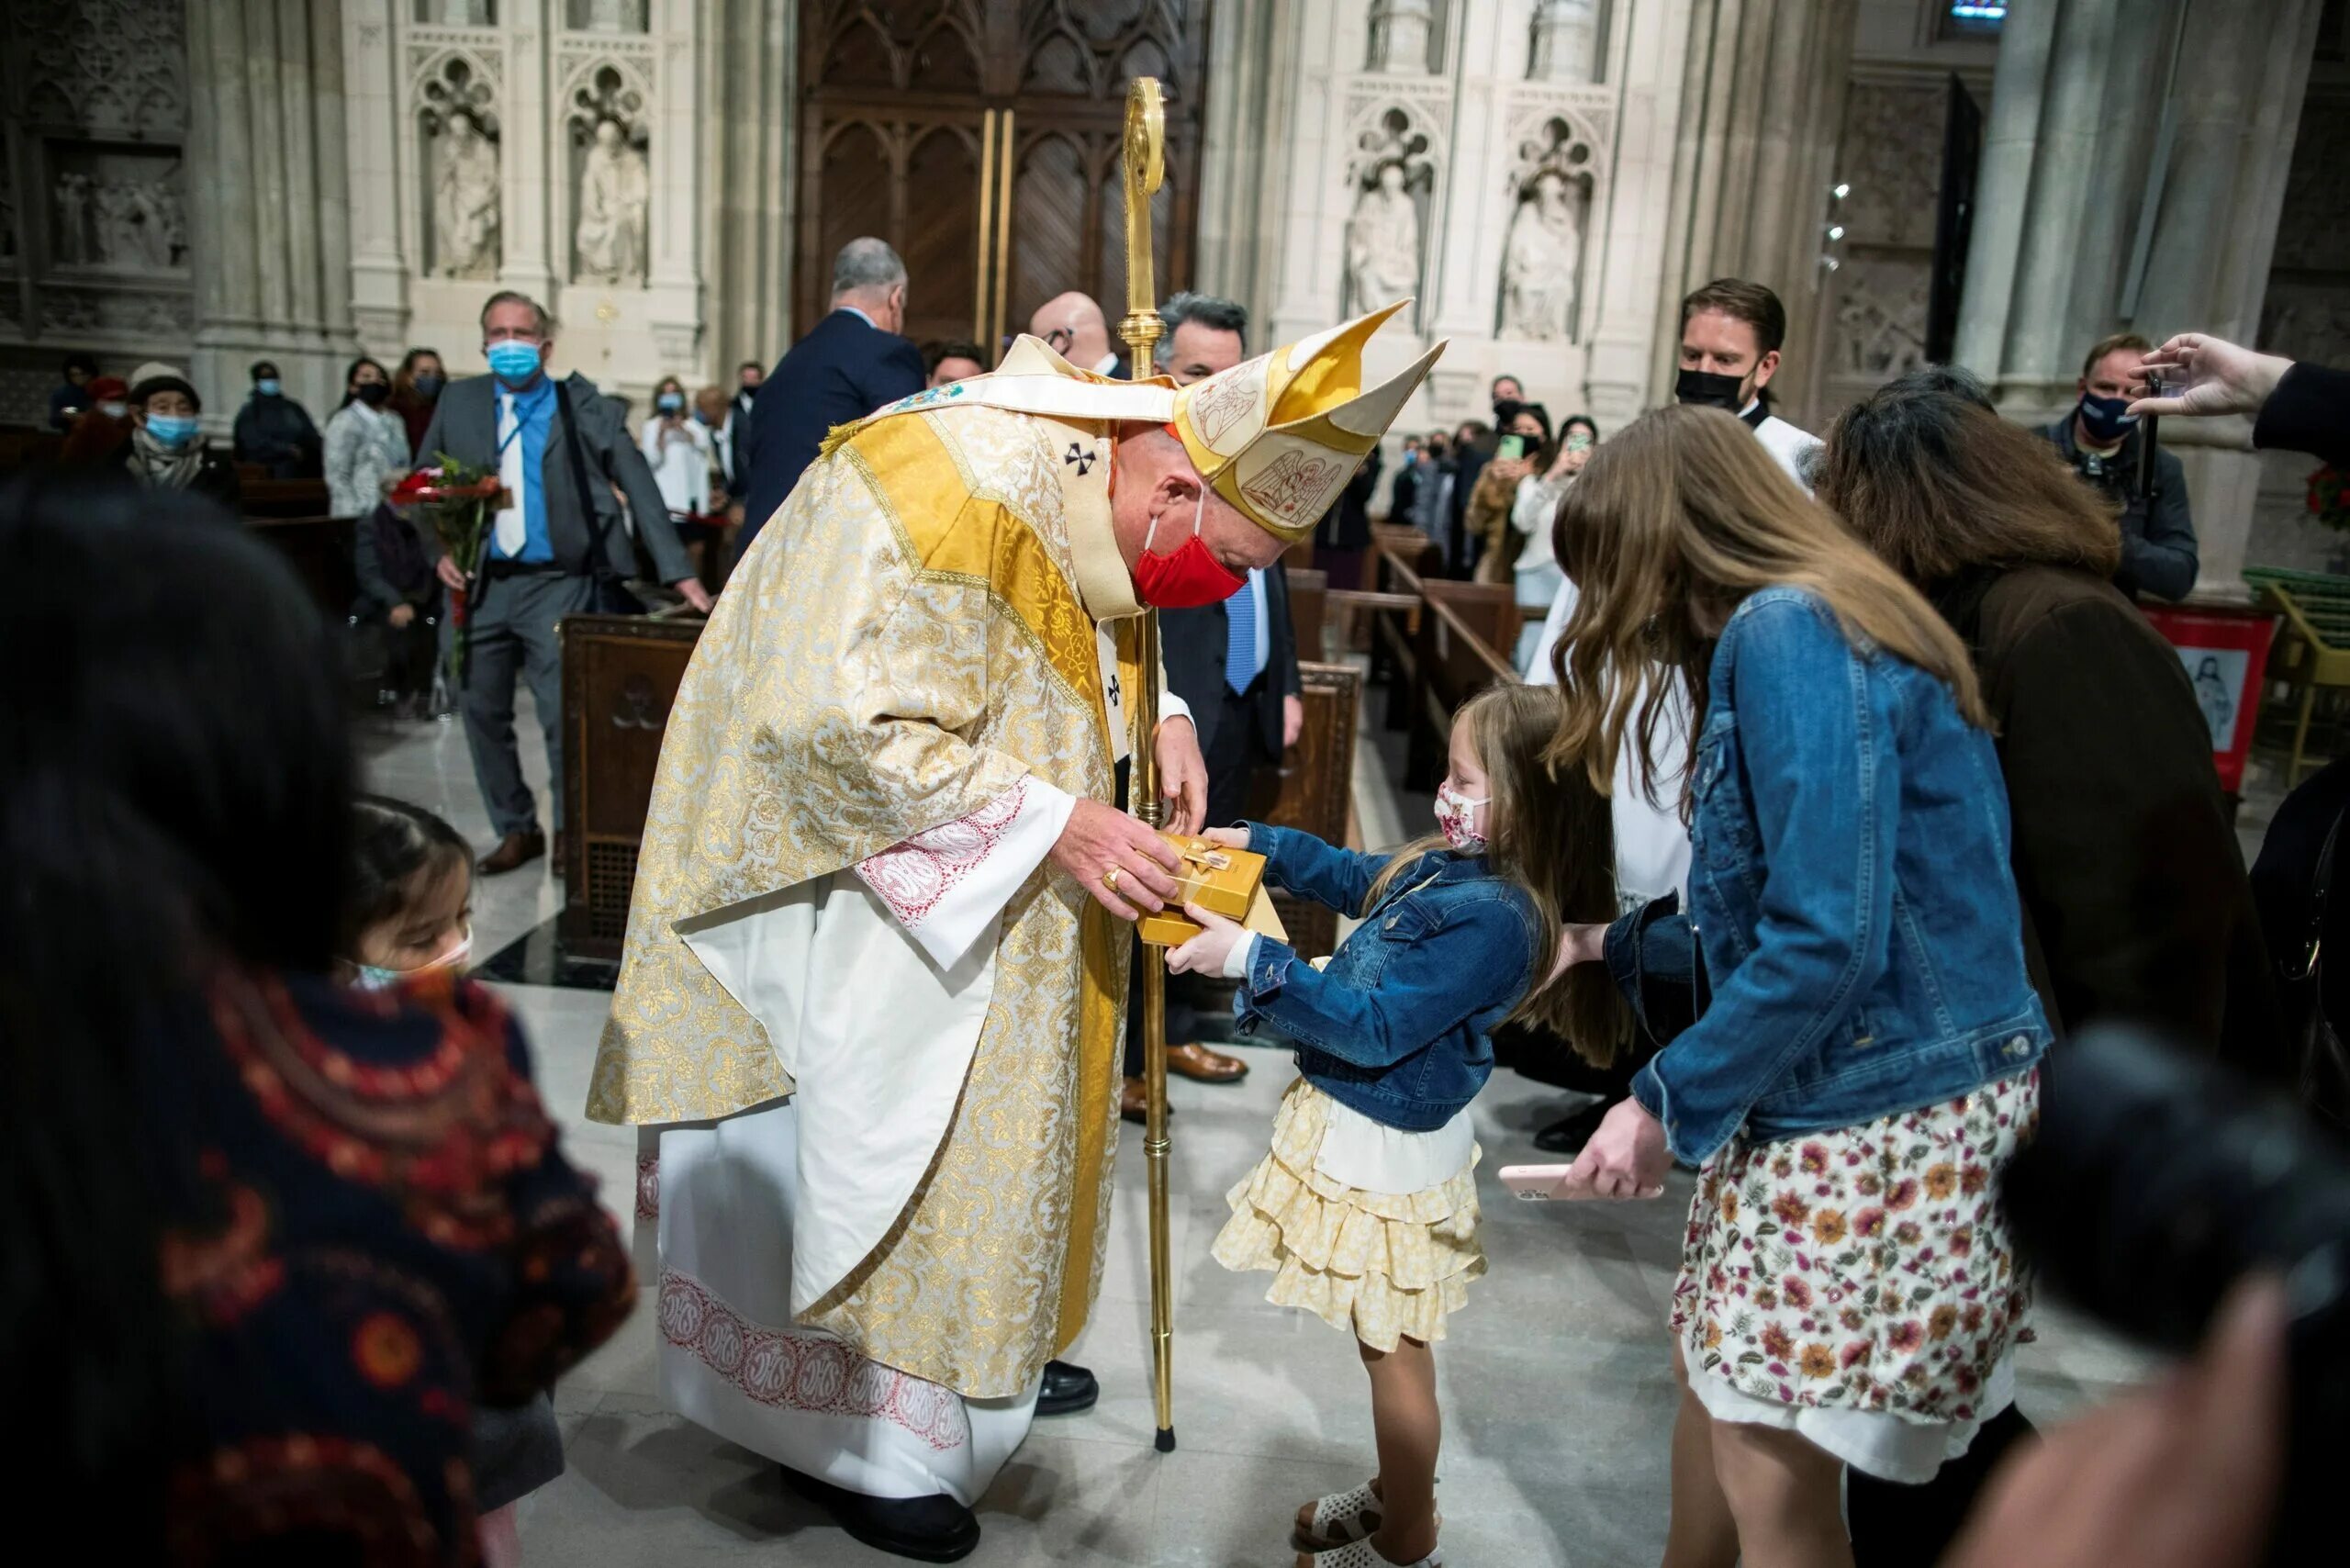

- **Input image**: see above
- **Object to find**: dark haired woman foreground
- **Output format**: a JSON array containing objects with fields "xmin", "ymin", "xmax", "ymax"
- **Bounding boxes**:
[{"xmin": 0, "ymin": 473, "xmax": 632, "ymax": 1562}]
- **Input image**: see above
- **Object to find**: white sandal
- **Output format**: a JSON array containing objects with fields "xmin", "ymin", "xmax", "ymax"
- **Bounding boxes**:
[
  {"xmin": 1296, "ymin": 1540, "xmax": 1443, "ymax": 1568},
  {"xmin": 1293, "ymin": 1480, "xmax": 1382, "ymax": 1551}
]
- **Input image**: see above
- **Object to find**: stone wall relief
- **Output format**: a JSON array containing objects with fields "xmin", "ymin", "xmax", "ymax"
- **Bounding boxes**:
[
  {"xmin": 1831, "ymin": 252, "xmax": 1930, "ymax": 378},
  {"xmin": 567, "ymin": 65, "xmax": 652, "ymax": 288},
  {"xmin": 1344, "ymin": 108, "xmax": 1438, "ymax": 326},
  {"xmin": 1528, "ymin": 0, "xmax": 1600, "ymax": 83},
  {"xmin": 1497, "ymin": 118, "xmax": 1593, "ymax": 341},
  {"xmin": 49, "ymin": 151, "xmax": 185, "ymax": 273},
  {"xmin": 419, "ymin": 55, "xmax": 502, "ymax": 279},
  {"xmin": 1368, "ymin": 0, "xmax": 1438, "ymax": 74},
  {"xmin": 12, "ymin": 0, "xmax": 186, "ymax": 140}
]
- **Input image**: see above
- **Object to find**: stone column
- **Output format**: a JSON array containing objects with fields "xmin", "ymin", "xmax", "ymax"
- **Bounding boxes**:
[
  {"xmin": 1583, "ymin": 0, "xmax": 1702, "ymax": 430},
  {"xmin": 701, "ymin": 0, "xmax": 796, "ymax": 373},
  {"xmin": 342, "ymin": 0, "xmax": 409, "ymax": 353},
  {"xmin": 1956, "ymin": 0, "xmax": 2325, "ymax": 588},
  {"xmin": 1649, "ymin": 0, "xmax": 1857, "ymax": 416},
  {"xmin": 185, "ymin": 0, "xmax": 360, "ymax": 420},
  {"xmin": 499, "ymin": 0, "xmax": 557, "ymax": 304},
  {"xmin": 1195, "ymin": 0, "xmax": 1297, "ymax": 326}
]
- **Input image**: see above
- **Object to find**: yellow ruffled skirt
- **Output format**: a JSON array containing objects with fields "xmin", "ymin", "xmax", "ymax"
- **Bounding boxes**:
[{"xmin": 1211, "ymin": 1079, "xmax": 1485, "ymax": 1350}]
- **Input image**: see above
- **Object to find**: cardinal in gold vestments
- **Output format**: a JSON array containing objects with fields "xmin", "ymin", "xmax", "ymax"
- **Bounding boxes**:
[{"xmin": 586, "ymin": 303, "xmax": 1440, "ymax": 1544}]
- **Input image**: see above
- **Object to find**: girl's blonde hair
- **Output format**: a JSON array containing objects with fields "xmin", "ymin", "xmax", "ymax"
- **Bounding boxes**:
[
  {"xmin": 1545, "ymin": 404, "xmax": 1986, "ymax": 808},
  {"xmin": 1365, "ymin": 683, "xmax": 1630, "ymax": 1066}
]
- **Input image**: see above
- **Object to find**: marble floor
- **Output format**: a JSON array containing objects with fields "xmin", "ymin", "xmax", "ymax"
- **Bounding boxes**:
[{"xmin": 361, "ymin": 696, "xmax": 2165, "ymax": 1567}]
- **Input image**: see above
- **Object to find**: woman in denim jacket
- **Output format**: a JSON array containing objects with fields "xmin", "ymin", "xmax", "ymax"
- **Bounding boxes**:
[
  {"xmin": 1548, "ymin": 407, "xmax": 2052, "ymax": 1568},
  {"xmin": 1169, "ymin": 683, "xmax": 1624, "ymax": 1568}
]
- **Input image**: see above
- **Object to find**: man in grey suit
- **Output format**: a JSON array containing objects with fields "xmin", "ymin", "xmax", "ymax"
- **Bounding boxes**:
[{"xmin": 423, "ymin": 289, "xmax": 714, "ymax": 875}]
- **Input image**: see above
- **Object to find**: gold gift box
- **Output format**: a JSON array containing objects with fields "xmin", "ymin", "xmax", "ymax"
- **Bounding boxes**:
[{"xmin": 1137, "ymin": 834, "xmax": 1288, "ymax": 947}]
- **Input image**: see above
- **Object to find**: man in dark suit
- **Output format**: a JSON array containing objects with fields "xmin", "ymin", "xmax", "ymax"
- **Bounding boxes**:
[
  {"xmin": 729, "ymin": 359, "xmax": 761, "ymax": 506},
  {"xmin": 737, "ymin": 238, "xmax": 925, "ymax": 562},
  {"xmin": 1117, "ymin": 291, "xmax": 1302, "ymax": 1120},
  {"xmin": 422, "ymin": 289, "xmax": 713, "ymax": 875}
]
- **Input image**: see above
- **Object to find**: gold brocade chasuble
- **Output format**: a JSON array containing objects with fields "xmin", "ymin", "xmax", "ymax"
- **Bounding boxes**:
[{"xmin": 587, "ymin": 342, "xmax": 1173, "ymax": 1396}]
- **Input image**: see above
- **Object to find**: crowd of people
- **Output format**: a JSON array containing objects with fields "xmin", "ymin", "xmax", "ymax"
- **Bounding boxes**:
[{"xmin": 11, "ymin": 218, "xmax": 2350, "ymax": 1568}]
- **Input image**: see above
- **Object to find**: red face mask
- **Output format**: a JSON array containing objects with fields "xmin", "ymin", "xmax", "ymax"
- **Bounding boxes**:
[{"xmin": 1133, "ymin": 487, "xmax": 1247, "ymax": 609}]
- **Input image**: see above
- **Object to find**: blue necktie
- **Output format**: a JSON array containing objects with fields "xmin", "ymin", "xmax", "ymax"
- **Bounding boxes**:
[{"xmin": 1225, "ymin": 571, "xmax": 1258, "ymax": 695}]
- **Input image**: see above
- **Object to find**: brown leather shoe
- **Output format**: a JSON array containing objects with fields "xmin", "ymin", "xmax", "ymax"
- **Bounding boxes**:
[
  {"xmin": 1120, "ymin": 1076, "xmax": 1149, "ymax": 1126},
  {"xmin": 1167, "ymin": 1042, "xmax": 1248, "ymax": 1082},
  {"xmin": 478, "ymin": 828, "xmax": 546, "ymax": 876}
]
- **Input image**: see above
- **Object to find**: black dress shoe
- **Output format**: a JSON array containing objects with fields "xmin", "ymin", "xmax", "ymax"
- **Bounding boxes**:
[
  {"xmin": 779, "ymin": 1464, "xmax": 979, "ymax": 1562},
  {"xmin": 1036, "ymin": 1358, "xmax": 1099, "ymax": 1417},
  {"xmin": 1533, "ymin": 1095, "xmax": 1621, "ymax": 1156}
]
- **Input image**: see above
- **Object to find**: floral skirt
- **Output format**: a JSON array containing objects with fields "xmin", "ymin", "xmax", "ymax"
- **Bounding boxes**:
[
  {"xmin": 1669, "ymin": 1069, "xmax": 2040, "ymax": 1476},
  {"xmin": 1211, "ymin": 1080, "xmax": 1485, "ymax": 1351}
]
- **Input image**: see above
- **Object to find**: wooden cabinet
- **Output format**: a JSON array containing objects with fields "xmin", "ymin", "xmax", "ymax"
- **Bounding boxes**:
[{"xmin": 795, "ymin": 1, "xmax": 1213, "ymax": 354}]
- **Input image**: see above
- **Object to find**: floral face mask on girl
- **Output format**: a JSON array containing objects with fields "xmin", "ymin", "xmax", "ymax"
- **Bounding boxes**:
[{"xmin": 1434, "ymin": 780, "xmax": 1488, "ymax": 854}]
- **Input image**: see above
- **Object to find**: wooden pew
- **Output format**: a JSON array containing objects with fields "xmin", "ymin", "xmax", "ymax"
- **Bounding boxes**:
[
  {"xmin": 558, "ymin": 611, "xmax": 703, "ymax": 960},
  {"xmin": 245, "ymin": 514, "xmax": 357, "ymax": 621},
  {"xmin": 1368, "ymin": 538, "xmax": 1427, "ymax": 732},
  {"xmin": 1285, "ymin": 566, "xmax": 1327, "ymax": 664},
  {"xmin": 240, "ymin": 476, "xmax": 332, "ymax": 519},
  {"xmin": 1404, "ymin": 583, "xmax": 1520, "ymax": 790},
  {"xmin": 1246, "ymin": 660, "xmax": 1361, "ymax": 960}
]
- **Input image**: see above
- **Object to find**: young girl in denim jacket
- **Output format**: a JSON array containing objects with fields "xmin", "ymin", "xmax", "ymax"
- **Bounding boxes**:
[{"xmin": 1166, "ymin": 683, "xmax": 1624, "ymax": 1568}]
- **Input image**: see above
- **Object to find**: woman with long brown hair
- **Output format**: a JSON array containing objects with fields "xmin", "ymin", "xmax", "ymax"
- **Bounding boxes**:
[
  {"xmin": 1550, "ymin": 405, "xmax": 2052, "ymax": 1568},
  {"xmin": 1816, "ymin": 371, "xmax": 2280, "ymax": 1564}
]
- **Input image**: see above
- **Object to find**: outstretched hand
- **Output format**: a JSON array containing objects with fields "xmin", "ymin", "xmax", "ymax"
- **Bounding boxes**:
[
  {"xmin": 2128, "ymin": 333, "xmax": 2293, "ymax": 420},
  {"xmin": 1166, "ymin": 902, "xmax": 1245, "ymax": 976},
  {"xmin": 1156, "ymin": 717, "xmax": 1207, "ymax": 837},
  {"xmin": 1567, "ymin": 1096, "xmax": 1671, "ymax": 1199},
  {"xmin": 1050, "ymin": 798, "xmax": 1182, "ymax": 922}
]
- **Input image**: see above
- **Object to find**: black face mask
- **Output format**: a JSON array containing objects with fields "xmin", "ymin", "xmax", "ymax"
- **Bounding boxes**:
[
  {"xmin": 412, "ymin": 374, "xmax": 444, "ymax": 399},
  {"xmin": 354, "ymin": 381, "xmax": 391, "ymax": 407},
  {"xmin": 1675, "ymin": 367, "xmax": 1747, "ymax": 411}
]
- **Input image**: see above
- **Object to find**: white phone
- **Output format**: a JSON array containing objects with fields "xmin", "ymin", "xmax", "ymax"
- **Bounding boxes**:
[{"xmin": 1498, "ymin": 1162, "xmax": 1597, "ymax": 1201}]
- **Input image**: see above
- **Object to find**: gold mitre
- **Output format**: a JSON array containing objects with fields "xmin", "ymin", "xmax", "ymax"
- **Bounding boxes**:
[{"xmin": 1169, "ymin": 299, "xmax": 1444, "ymax": 542}]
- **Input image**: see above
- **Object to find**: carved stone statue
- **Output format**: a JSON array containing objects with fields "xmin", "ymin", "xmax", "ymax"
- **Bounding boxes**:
[
  {"xmin": 574, "ymin": 118, "xmax": 650, "ymax": 286},
  {"xmin": 1529, "ymin": 0, "xmax": 1601, "ymax": 83},
  {"xmin": 1347, "ymin": 160, "xmax": 1422, "ymax": 319},
  {"xmin": 1368, "ymin": 0, "xmax": 1434, "ymax": 73},
  {"xmin": 433, "ymin": 113, "xmax": 501, "ymax": 279},
  {"xmin": 1501, "ymin": 170, "xmax": 1583, "ymax": 341},
  {"xmin": 54, "ymin": 173, "xmax": 90, "ymax": 263}
]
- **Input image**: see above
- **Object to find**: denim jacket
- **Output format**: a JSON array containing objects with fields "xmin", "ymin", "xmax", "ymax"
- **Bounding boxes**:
[
  {"xmin": 1605, "ymin": 587, "xmax": 2051, "ymax": 1165},
  {"xmin": 1233, "ymin": 824, "xmax": 1543, "ymax": 1132}
]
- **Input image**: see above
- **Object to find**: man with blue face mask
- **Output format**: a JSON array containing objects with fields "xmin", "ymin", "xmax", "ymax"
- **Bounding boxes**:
[
  {"xmin": 2042, "ymin": 331, "xmax": 2199, "ymax": 601},
  {"xmin": 418, "ymin": 290, "xmax": 715, "ymax": 877},
  {"xmin": 230, "ymin": 358, "xmax": 323, "ymax": 480}
]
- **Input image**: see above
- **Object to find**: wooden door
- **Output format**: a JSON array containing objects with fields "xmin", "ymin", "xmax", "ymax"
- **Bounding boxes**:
[{"xmin": 796, "ymin": 1, "xmax": 1212, "ymax": 361}]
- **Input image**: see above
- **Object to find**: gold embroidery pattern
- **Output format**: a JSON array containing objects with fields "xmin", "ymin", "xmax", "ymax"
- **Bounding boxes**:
[{"xmin": 588, "ymin": 402, "xmax": 1129, "ymax": 1394}]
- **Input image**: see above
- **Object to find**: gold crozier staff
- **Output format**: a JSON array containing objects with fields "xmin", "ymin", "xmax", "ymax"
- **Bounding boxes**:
[{"xmin": 1116, "ymin": 75, "xmax": 1181, "ymax": 1456}]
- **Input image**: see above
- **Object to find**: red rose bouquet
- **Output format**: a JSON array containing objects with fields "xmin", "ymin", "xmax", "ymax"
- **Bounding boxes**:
[
  {"xmin": 2309, "ymin": 465, "xmax": 2350, "ymax": 534},
  {"xmin": 390, "ymin": 456, "xmax": 507, "ymax": 685}
]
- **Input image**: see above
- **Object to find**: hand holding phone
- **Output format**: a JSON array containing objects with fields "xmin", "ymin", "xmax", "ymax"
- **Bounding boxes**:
[
  {"xmin": 1495, "ymin": 434, "xmax": 1528, "ymax": 463},
  {"xmin": 1498, "ymin": 1161, "xmax": 1665, "ymax": 1201}
]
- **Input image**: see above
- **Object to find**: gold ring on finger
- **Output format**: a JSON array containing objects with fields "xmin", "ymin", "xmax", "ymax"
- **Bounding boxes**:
[{"xmin": 1103, "ymin": 867, "xmax": 1123, "ymax": 894}]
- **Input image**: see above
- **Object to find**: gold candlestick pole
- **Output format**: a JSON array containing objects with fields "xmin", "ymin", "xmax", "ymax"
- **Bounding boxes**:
[{"xmin": 1117, "ymin": 75, "xmax": 1177, "ymax": 1456}]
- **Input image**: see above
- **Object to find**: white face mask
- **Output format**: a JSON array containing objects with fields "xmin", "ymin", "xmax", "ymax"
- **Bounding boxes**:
[
  {"xmin": 1435, "ymin": 780, "xmax": 1489, "ymax": 854},
  {"xmin": 353, "ymin": 926, "xmax": 474, "ymax": 991}
]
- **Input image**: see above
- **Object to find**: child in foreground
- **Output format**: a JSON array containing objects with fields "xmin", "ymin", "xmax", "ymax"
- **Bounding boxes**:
[
  {"xmin": 1167, "ymin": 684, "xmax": 1624, "ymax": 1568},
  {"xmin": 341, "ymin": 796, "xmax": 555, "ymax": 1568}
]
